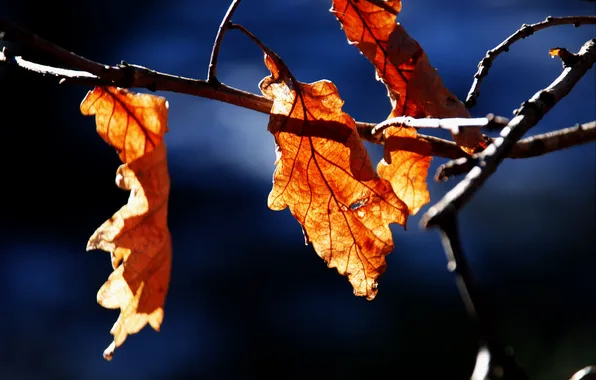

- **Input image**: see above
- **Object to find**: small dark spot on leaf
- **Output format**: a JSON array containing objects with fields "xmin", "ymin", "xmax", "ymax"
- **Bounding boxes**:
[{"xmin": 350, "ymin": 198, "xmax": 368, "ymax": 211}]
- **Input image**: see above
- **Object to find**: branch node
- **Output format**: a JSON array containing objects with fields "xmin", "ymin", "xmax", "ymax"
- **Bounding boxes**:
[
  {"xmin": 116, "ymin": 61, "xmax": 136, "ymax": 88},
  {"xmin": 481, "ymin": 55, "xmax": 492, "ymax": 68},
  {"xmin": 537, "ymin": 90, "xmax": 556, "ymax": 109},
  {"xmin": 519, "ymin": 24, "xmax": 534, "ymax": 38}
]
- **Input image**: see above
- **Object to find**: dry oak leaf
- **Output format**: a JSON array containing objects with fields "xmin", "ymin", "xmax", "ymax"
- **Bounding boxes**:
[
  {"xmin": 80, "ymin": 87, "xmax": 171, "ymax": 361},
  {"xmin": 331, "ymin": 0, "xmax": 481, "ymax": 176},
  {"xmin": 81, "ymin": 86, "xmax": 169, "ymax": 163},
  {"xmin": 331, "ymin": 0, "xmax": 469, "ymax": 118},
  {"xmin": 377, "ymin": 126, "xmax": 431, "ymax": 215},
  {"xmin": 260, "ymin": 54, "xmax": 408, "ymax": 300}
]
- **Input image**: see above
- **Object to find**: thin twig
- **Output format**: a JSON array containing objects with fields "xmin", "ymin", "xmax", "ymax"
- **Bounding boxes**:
[
  {"xmin": 0, "ymin": 44, "xmax": 412, "ymax": 145},
  {"xmin": 508, "ymin": 121, "xmax": 596, "ymax": 158},
  {"xmin": 437, "ymin": 121, "xmax": 596, "ymax": 180},
  {"xmin": 421, "ymin": 38, "xmax": 596, "ymax": 228},
  {"xmin": 438, "ymin": 212, "xmax": 528, "ymax": 380},
  {"xmin": 0, "ymin": 20, "xmax": 275, "ymax": 112},
  {"xmin": 372, "ymin": 115, "xmax": 509, "ymax": 138},
  {"xmin": 465, "ymin": 16, "xmax": 596, "ymax": 108},
  {"xmin": 0, "ymin": 47, "xmax": 273, "ymax": 112},
  {"xmin": 0, "ymin": 20, "xmax": 121, "ymax": 82},
  {"xmin": 421, "ymin": 135, "xmax": 471, "ymax": 159},
  {"xmin": 207, "ymin": 0, "xmax": 243, "ymax": 83}
]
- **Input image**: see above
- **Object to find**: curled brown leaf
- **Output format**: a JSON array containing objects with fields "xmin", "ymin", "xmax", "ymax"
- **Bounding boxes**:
[{"xmin": 81, "ymin": 87, "xmax": 171, "ymax": 360}]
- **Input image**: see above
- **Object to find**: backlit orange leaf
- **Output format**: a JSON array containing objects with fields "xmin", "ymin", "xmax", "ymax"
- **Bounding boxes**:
[
  {"xmin": 330, "ymin": 0, "xmax": 471, "ymax": 120},
  {"xmin": 260, "ymin": 54, "xmax": 408, "ymax": 300},
  {"xmin": 377, "ymin": 126, "xmax": 431, "ymax": 215},
  {"xmin": 80, "ymin": 87, "xmax": 171, "ymax": 360},
  {"xmin": 81, "ymin": 86, "xmax": 168, "ymax": 164},
  {"xmin": 331, "ymin": 0, "xmax": 481, "ymax": 214}
]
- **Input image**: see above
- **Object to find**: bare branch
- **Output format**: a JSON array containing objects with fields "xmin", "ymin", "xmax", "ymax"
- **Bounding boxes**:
[
  {"xmin": 1, "ymin": 20, "xmax": 594, "ymax": 166},
  {"xmin": 438, "ymin": 213, "xmax": 528, "ymax": 380},
  {"xmin": 421, "ymin": 38, "xmax": 596, "ymax": 228},
  {"xmin": 0, "ymin": 47, "xmax": 96, "ymax": 81},
  {"xmin": 419, "ymin": 135, "xmax": 470, "ymax": 159},
  {"xmin": 3, "ymin": 47, "xmax": 591, "ymax": 165},
  {"xmin": 426, "ymin": 38, "xmax": 596, "ymax": 379},
  {"xmin": 436, "ymin": 121, "xmax": 596, "ymax": 180},
  {"xmin": 1, "ymin": 20, "xmax": 122, "ymax": 82},
  {"xmin": 372, "ymin": 115, "xmax": 509, "ymax": 139},
  {"xmin": 465, "ymin": 16, "xmax": 596, "ymax": 108},
  {"xmin": 207, "ymin": 0, "xmax": 243, "ymax": 83},
  {"xmin": 509, "ymin": 120, "xmax": 596, "ymax": 158},
  {"xmin": 0, "ymin": 21, "xmax": 275, "ymax": 112},
  {"xmin": 0, "ymin": 46, "xmax": 274, "ymax": 111},
  {"xmin": 0, "ymin": 19, "xmax": 454, "ymax": 156}
]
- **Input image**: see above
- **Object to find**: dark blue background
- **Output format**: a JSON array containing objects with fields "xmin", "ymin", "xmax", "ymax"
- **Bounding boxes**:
[{"xmin": 1, "ymin": 1, "xmax": 595, "ymax": 379}]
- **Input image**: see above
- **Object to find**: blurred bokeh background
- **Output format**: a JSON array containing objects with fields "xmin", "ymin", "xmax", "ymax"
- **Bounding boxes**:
[{"xmin": 1, "ymin": 1, "xmax": 594, "ymax": 379}]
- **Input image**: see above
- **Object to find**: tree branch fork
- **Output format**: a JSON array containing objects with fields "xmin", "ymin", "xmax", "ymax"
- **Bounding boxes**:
[{"xmin": 423, "ymin": 36, "xmax": 595, "ymax": 380}]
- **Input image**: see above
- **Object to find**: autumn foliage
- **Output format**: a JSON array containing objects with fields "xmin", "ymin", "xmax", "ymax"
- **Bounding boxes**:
[
  {"xmin": 79, "ymin": 0, "xmax": 479, "ymax": 359},
  {"xmin": 331, "ymin": 0, "xmax": 482, "ymax": 152},
  {"xmin": 260, "ymin": 54, "xmax": 409, "ymax": 300},
  {"xmin": 80, "ymin": 87, "xmax": 172, "ymax": 360}
]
